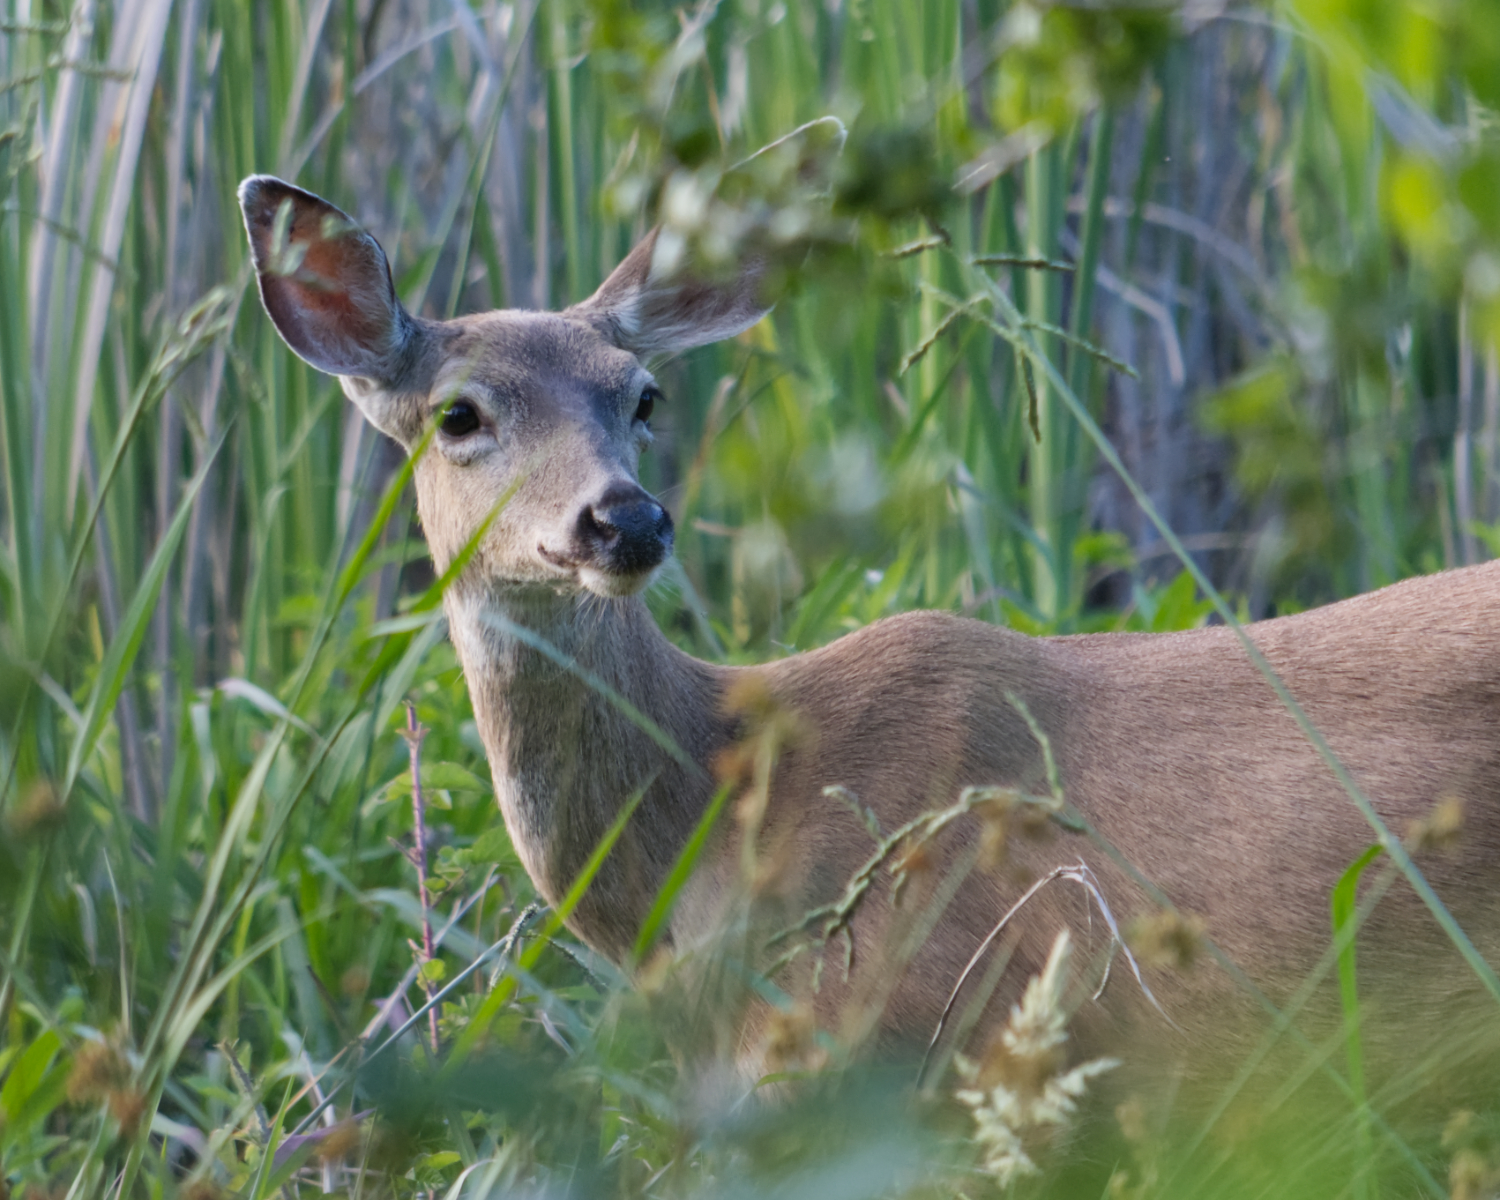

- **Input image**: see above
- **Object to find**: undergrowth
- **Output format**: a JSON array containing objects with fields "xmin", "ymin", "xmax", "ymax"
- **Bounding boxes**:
[{"xmin": 4, "ymin": 0, "xmax": 1500, "ymax": 1196}]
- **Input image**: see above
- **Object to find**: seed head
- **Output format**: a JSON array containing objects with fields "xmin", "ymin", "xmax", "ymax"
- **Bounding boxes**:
[
  {"xmin": 67, "ymin": 1040, "xmax": 130, "ymax": 1105},
  {"xmin": 1126, "ymin": 909, "xmax": 1206, "ymax": 971},
  {"xmin": 1408, "ymin": 796, "xmax": 1465, "ymax": 854},
  {"xmin": 6, "ymin": 779, "xmax": 65, "ymax": 839},
  {"xmin": 954, "ymin": 931, "xmax": 1118, "ymax": 1184},
  {"xmin": 761, "ymin": 1003, "xmax": 828, "ymax": 1074},
  {"xmin": 315, "ymin": 1119, "xmax": 364, "ymax": 1164},
  {"xmin": 1450, "ymin": 1148, "xmax": 1498, "ymax": 1200},
  {"xmin": 1115, "ymin": 1094, "xmax": 1149, "ymax": 1144}
]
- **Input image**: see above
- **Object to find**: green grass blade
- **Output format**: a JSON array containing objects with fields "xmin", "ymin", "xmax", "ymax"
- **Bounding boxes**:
[
  {"xmin": 1332, "ymin": 842, "xmax": 1382, "ymax": 1198},
  {"xmin": 449, "ymin": 786, "xmax": 647, "ymax": 1062},
  {"xmin": 61, "ymin": 429, "xmax": 227, "ymax": 800},
  {"xmin": 632, "ymin": 780, "xmax": 734, "ymax": 963}
]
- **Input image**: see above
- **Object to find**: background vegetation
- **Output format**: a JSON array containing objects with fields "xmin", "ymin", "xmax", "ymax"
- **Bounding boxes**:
[{"xmin": 2, "ymin": 0, "xmax": 1499, "ymax": 1195}]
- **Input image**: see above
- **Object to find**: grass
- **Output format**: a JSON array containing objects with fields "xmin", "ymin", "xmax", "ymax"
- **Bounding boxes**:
[{"xmin": 3, "ymin": 0, "xmax": 1500, "ymax": 1197}]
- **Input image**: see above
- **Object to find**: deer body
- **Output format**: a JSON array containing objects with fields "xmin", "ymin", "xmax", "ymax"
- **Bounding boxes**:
[
  {"xmin": 240, "ymin": 175, "xmax": 1500, "ymax": 1087},
  {"xmin": 451, "ymin": 566, "xmax": 1500, "ymax": 1062}
]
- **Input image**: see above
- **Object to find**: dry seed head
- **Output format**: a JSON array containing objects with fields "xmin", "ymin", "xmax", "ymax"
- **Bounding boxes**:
[
  {"xmin": 1450, "ymin": 1148, "xmax": 1499, "ymax": 1200},
  {"xmin": 1408, "ymin": 795, "xmax": 1466, "ymax": 853},
  {"xmin": 720, "ymin": 672, "xmax": 808, "ymax": 748},
  {"xmin": 634, "ymin": 945, "xmax": 675, "ymax": 994},
  {"xmin": 970, "ymin": 790, "xmax": 1053, "ymax": 872},
  {"xmin": 1115, "ymin": 1095, "xmax": 1150, "ymax": 1144},
  {"xmin": 179, "ymin": 1180, "xmax": 226, "ymax": 1200},
  {"xmin": 1107, "ymin": 1164, "xmax": 1160, "ymax": 1200},
  {"xmin": 1126, "ymin": 909, "xmax": 1206, "ymax": 971},
  {"xmin": 315, "ymin": 1119, "xmax": 365, "ymax": 1164},
  {"xmin": 720, "ymin": 672, "xmax": 776, "ymax": 722},
  {"xmin": 108, "ymin": 1088, "xmax": 148, "ymax": 1138},
  {"xmin": 1445, "ymin": 1109, "xmax": 1479, "ymax": 1150},
  {"xmin": 761, "ymin": 1003, "xmax": 828, "ymax": 1074},
  {"xmin": 711, "ymin": 741, "xmax": 754, "ymax": 787},
  {"xmin": 891, "ymin": 839, "xmax": 934, "ymax": 879},
  {"xmin": 953, "ymin": 932, "xmax": 1119, "ymax": 1185},
  {"xmin": 7, "ymin": 778, "xmax": 65, "ymax": 839},
  {"xmin": 340, "ymin": 964, "xmax": 371, "ymax": 996},
  {"xmin": 67, "ymin": 1040, "xmax": 131, "ymax": 1105}
]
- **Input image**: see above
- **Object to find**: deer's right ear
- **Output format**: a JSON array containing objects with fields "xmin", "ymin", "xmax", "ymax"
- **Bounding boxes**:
[
  {"xmin": 239, "ymin": 176, "xmax": 425, "ymax": 430},
  {"xmin": 568, "ymin": 228, "xmax": 771, "ymax": 358}
]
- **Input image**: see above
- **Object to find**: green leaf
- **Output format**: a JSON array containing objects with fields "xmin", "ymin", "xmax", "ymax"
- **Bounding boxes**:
[
  {"xmin": 463, "ymin": 826, "xmax": 518, "ymax": 868},
  {"xmin": 371, "ymin": 762, "xmax": 491, "ymax": 807},
  {"xmin": 0, "ymin": 1028, "xmax": 61, "ymax": 1125}
]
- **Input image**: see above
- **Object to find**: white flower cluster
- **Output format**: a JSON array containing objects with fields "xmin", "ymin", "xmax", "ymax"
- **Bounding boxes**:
[{"xmin": 954, "ymin": 930, "xmax": 1119, "ymax": 1186}]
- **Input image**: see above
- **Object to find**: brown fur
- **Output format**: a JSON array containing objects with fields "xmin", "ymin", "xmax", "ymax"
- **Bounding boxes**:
[{"xmin": 240, "ymin": 176, "xmax": 1500, "ymax": 1099}]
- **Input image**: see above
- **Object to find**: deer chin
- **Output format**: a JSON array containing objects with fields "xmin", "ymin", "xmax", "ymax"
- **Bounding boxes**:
[
  {"xmin": 536, "ymin": 543, "xmax": 655, "ymax": 598},
  {"xmin": 576, "ymin": 562, "xmax": 661, "ymax": 599}
]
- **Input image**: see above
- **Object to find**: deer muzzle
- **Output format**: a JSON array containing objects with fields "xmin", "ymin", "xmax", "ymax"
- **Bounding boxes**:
[{"xmin": 571, "ymin": 484, "xmax": 675, "ymax": 595}]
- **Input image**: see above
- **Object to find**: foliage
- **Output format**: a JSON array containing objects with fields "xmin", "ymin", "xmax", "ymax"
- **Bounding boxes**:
[{"xmin": 1, "ymin": 0, "xmax": 1498, "ymax": 1197}]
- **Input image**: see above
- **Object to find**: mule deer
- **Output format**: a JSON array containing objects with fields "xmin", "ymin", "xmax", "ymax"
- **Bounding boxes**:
[{"xmin": 239, "ymin": 174, "xmax": 1500, "ymax": 1099}]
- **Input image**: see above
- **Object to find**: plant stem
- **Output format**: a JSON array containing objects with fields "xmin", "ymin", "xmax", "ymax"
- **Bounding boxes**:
[{"xmin": 402, "ymin": 701, "xmax": 440, "ymax": 1055}]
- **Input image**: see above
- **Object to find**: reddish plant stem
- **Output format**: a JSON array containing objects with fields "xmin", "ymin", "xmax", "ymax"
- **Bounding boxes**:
[{"xmin": 402, "ymin": 701, "xmax": 440, "ymax": 1054}]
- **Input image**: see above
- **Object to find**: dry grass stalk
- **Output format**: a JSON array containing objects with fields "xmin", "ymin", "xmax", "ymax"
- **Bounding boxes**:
[{"xmin": 953, "ymin": 930, "xmax": 1118, "ymax": 1185}]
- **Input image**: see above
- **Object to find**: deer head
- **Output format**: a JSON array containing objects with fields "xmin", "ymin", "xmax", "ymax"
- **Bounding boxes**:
[{"xmin": 238, "ymin": 176, "xmax": 770, "ymax": 598}]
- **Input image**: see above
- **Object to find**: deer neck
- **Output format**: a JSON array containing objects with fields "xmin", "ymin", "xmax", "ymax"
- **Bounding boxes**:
[{"xmin": 444, "ymin": 583, "xmax": 727, "ymax": 956}]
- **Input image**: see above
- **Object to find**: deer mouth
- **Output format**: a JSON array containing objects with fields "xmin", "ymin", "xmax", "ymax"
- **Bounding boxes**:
[{"xmin": 537, "ymin": 534, "xmax": 672, "ymax": 598}]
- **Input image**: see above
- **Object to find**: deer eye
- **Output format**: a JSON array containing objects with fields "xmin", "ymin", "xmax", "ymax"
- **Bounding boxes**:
[
  {"xmin": 634, "ymin": 385, "xmax": 661, "ymax": 427},
  {"xmin": 439, "ymin": 399, "xmax": 481, "ymax": 438}
]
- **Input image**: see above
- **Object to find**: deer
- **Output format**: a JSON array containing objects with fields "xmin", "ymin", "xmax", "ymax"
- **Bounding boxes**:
[{"xmin": 238, "ymin": 174, "xmax": 1500, "ymax": 1117}]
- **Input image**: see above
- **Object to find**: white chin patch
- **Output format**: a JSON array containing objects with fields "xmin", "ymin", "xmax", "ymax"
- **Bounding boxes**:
[{"xmin": 578, "ymin": 565, "xmax": 655, "ymax": 598}]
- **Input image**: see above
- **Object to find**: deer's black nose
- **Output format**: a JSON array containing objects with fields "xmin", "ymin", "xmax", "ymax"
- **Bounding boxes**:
[{"xmin": 576, "ymin": 485, "xmax": 674, "ymax": 575}]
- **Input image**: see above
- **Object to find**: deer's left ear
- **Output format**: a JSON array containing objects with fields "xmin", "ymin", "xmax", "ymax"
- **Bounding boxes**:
[
  {"xmin": 567, "ymin": 227, "xmax": 771, "ymax": 358},
  {"xmin": 240, "ymin": 174, "xmax": 430, "ymax": 373}
]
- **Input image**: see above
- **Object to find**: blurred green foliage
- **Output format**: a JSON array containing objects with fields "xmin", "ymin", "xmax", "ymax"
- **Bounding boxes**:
[{"xmin": 1, "ymin": 0, "xmax": 1499, "ymax": 1197}]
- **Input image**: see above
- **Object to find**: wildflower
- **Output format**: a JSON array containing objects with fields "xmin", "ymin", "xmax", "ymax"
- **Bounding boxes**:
[{"xmin": 954, "ymin": 930, "xmax": 1118, "ymax": 1185}]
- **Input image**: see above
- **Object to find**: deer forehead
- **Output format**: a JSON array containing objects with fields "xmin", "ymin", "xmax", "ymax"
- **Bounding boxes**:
[{"xmin": 434, "ymin": 311, "xmax": 651, "ymax": 415}]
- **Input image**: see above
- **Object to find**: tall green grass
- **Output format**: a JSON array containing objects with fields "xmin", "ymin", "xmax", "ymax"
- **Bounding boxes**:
[{"xmin": 2, "ymin": 0, "xmax": 1499, "ymax": 1197}]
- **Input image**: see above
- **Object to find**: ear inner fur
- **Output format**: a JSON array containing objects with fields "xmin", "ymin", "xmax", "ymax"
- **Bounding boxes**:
[{"xmin": 238, "ymin": 175, "xmax": 420, "ymax": 384}]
